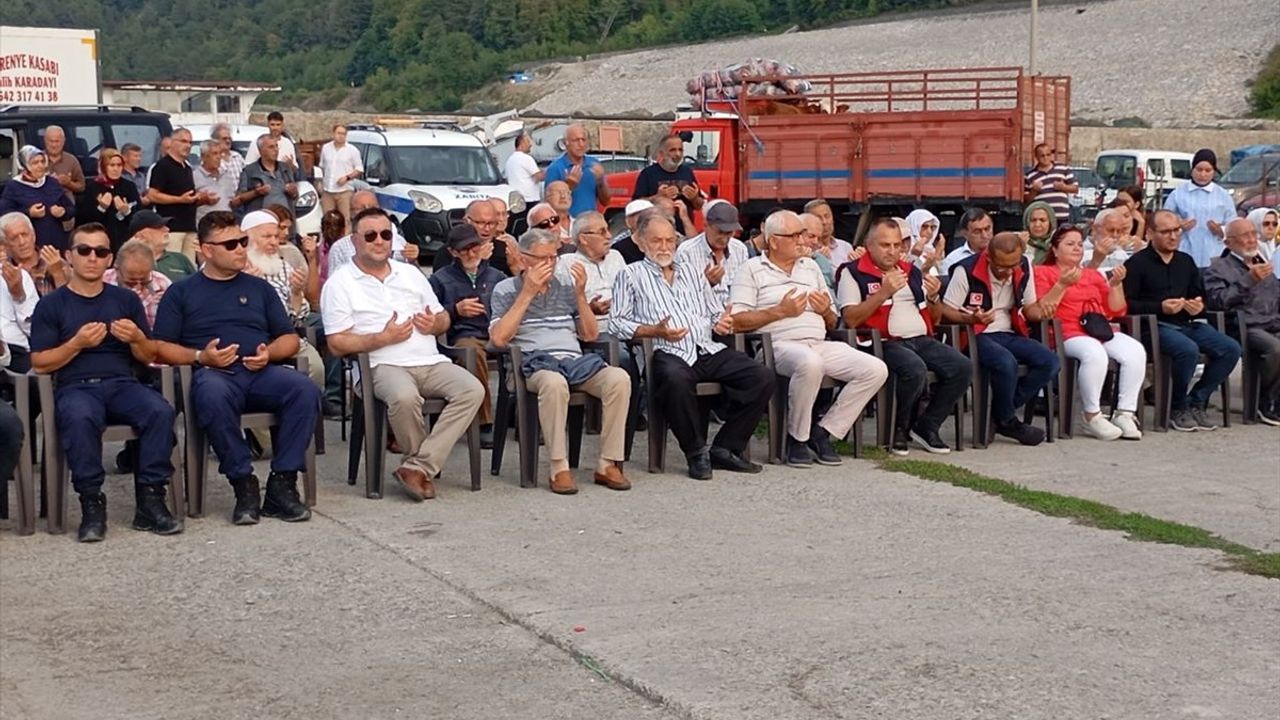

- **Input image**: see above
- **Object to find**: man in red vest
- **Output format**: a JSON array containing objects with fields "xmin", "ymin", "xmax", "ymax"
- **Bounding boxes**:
[
  {"xmin": 838, "ymin": 218, "xmax": 972, "ymax": 455},
  {"xmin": 942, "ymin": 231, "xmax": 1063, "ymax": 445}
]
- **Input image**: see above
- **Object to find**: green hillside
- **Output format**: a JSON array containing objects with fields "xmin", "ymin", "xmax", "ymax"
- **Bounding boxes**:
[{"xmin": 0, "ymin": 0, "xmax": 974, "ymax": 111}]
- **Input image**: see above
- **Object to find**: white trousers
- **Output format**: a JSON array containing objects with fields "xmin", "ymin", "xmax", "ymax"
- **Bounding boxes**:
[
  {"xmin": 1062, "ymin": 333, "xmax": 1146, "ymax": 414},
  {"xmin": 771, "ymin": 339, "xmax": 888, "ymax": 441}
]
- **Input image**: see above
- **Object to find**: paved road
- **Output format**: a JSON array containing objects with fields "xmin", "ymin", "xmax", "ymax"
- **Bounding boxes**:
[{"xmin": 2, "ymin": 417, "xmax": 1277, "ymax": 719}]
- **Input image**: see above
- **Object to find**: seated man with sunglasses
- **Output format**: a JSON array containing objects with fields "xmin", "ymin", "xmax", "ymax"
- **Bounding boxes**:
[
  {"xmin": 323, "ymin": 208, "xmax": 484, "ymax": 501},
  {"xmin": 942, "ymin": 231, "xmax": 1063, "ymax": 446},
  {"xmin": 489, "ymin": 227, "xmax": 632, "ymax": 495},
  {"xmin": 29, "ymin": 222, "xmax": 182, "ymax": 542},
  {"xmin": 152, "ymin": 211, "xmax": 320, "ymax": 525}
]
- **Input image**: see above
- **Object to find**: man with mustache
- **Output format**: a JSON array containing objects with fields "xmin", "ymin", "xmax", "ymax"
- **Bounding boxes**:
[{"xmin": 632, "ymin": 134, "xmax": 704, "ymax": 236}]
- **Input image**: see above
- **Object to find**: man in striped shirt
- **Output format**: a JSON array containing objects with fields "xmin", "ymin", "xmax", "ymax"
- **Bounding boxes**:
[
  {"xmin": 610, "ymin": 213, "xmax": 774, "ymax": 480},
  {"xmin": 1023, "ymin": 144, "xmax": 1078, "ymax": 224}
]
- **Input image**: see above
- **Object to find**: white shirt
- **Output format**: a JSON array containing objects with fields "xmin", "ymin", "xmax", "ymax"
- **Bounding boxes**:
[
  {"xmin": 942, "ymin": 261, "xmax": 1038, "ymax": 334},
  {"xmin": 504, "ymin": 150, "xmax": 541, "ymax": 202},
  {"xmin": 0, "ymin": 270, "xmax": 37, "ymax": 350},
  {"xmin": 558, "ymin": 250, "xmax": 626, "ymax": 322},
  {"xmin": 675, "ymin": 233, "xmax": 749, "ymax": 307},
  {"xmin": 244, "ymin": 134, "xmax": 298, "ymax": 167},
  {"xmin": 729, "ymin": 255, "xmax": 831, "ymax": 343},
  {"xmin": 941, "ymin": 245, "xmax": 979, "ymax": 277},
  {"xmin": 835, "ymin": 273, "xmax": 928, "ymax": 339},
  {"xmin": 319, "ymin": 141, "xmax": 363, "ymax": 194},
  {"xmin": 326, "ymin": 232, "xmax": 409, "ymax": 276},
  {"xmin": 823, "ymin": 237, "xmax": 855, "ymax": 267},
  {"xmin": 1082, "ymin": 239, "xmax": 1131, "ymax": 273},
  {"xmin": 320, "ymin": 261, "xmax": 449, "ymax": 370}
]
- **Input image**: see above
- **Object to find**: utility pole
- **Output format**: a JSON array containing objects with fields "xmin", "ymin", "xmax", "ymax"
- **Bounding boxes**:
[{"xmin": 1029, "ymin": 0, "xmax": 1039, "ymax": 75}]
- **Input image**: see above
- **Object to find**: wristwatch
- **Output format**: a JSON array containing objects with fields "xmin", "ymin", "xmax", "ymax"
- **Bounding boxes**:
[{"xmin": 193, "ymin": 349, "xmax": 204, "ymax": 367}]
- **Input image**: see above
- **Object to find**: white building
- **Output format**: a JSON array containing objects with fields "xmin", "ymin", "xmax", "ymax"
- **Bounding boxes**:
[{"xmin": 101, "ymin": 80, "xmax": 280, "ymax": 126}]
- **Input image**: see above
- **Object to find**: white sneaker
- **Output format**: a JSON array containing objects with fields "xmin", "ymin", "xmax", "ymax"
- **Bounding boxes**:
[
  {"xmin": 1081, "ymin": 413, "xmax": 1123, "ymax": 440},
  {"xmin": 1111, "ymin": 411, "xmax": 1143, "ymax": 440}
]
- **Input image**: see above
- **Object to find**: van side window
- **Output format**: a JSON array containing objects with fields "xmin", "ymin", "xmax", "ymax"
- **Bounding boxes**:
[
  {"xmin": 1170, "ymin": 159, "xmax": 1192, "ymax": 180},
  {"xmin": 1147, "ymin": 159, "xmax": 1164, "ymax": 178},
  {"xmin": 365, "ymin": 145, "xmax": 388, "ymax": 182}
]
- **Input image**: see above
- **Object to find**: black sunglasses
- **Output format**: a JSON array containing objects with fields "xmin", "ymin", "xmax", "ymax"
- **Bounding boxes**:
[
  {"xmin": 71, "ymin": 245, "xmax": 112, "ymax": 258},
  {"xmin": 361, "ymin": 229, "xmax": 394, "ymax": 243},
  {"xmin": 201, "ymin": 236, "xmax": 250, "ymax": 251},
  {"xmin": 532, "ymin": 216, "xmax": 560, "ymax": 230}
]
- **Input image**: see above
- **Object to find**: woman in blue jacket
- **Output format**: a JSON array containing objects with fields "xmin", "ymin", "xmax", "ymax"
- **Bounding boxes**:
[{"xmin": 0, "ymin": 146, "xmax": 75, "ymax": 250}]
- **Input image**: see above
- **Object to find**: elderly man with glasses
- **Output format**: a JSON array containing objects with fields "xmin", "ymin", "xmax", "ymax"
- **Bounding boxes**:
[
  {"xmin": 210, "ymin": 123, "xmax": 247, "ymax": 187},
  {"xmin": 152, "ymin": 211, "xmax": 320, "ymax": 525},
  {"xmin": 942, "ymin": 231, "xmax": 1063, "ymax": 445},
  {"xmin": 323, "ymin": 208, "xmax": 484, "ymax": 500},
  {"xmin": 432, "ymin": 198, "xmax": 520, "ymax": 276},
  {"xmin": 730, "ymin": 210, "xmax": 889, "ymax": 467}
]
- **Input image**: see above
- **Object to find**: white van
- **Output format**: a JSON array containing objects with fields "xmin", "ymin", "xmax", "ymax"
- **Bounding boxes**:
[{"xmin": 1094, "ymin": 150, "xmax": 1195, "ymax": 206}]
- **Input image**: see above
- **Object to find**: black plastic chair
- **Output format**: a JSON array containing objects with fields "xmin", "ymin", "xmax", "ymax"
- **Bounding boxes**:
[
  {"xmin": 962, "ymin": 324, "xmax": 1057, "ymax": 448},
  {"xmin": 855, "ymin": 327, "xmax": 968, "ymax": 451},
  {"xmin": 1132, "ymin": 313, "xmax": 1231, "ymax": 431},
  {"xmin": 634, "ymin": 337, "xmax": 726, "ymax": 474},
  {"xmin": 3, "ymin": 369, "xmax": 40, "ymax": 535}
]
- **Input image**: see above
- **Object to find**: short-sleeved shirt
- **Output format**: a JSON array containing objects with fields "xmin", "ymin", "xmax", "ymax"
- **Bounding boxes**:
[
  {"xmin": 152, "ymin": 271, "xmax": 294, "ymax": 358},
  {"xmin": 632, "ymin": 163, "xmax": 698, "ymax": 234},
  {"xmin": 558, "ymin": 250, "xmax": 625, "ymax": 323},
  {"xmin": 1162, "ymin": 181, "xmax": 1238, "ymax": 268},
  {"xmin": 1023, "ymin": 162, "xmax": 1076, "ymax": 223},
  {"xmin": 192, "ymin": 163, "xmax": 237, "ymax": 222},
  {"xmin": 835, "ymin": 273, "xmax": 929, "ymax": 339},
  {"xmin": 244, "ymin": 135, "xmax": 297, "ymax": 167},
  {"xmin": 155, "ymin": 251, "xmax": 197, "ymax": 282},
  {"xmin": 504, "ymin": 150, "xmax": 542, "ymax": 203},
  {"xmin": 29, "ymin": 284, "xmax": 149, "ymax": 384},
  {"xmin": 728, "ymin": 255, "xmax": 831, "ymax": 343},
  {"xmin": 823, "ymin": 238, "xmax": 855, "ymax": 267},
  {"xmin": 942, "ymin": 262, "xmax": 1038, "ymax": 334},
  {"xmin": 543, "ymin": 154, "xmax": 603, "ymax": 218},
  {"xmin": 320, "ymin": 261, "xmax": 449, "ymax": 370},
  {"xmin": 490, "ymin": 271, "xmax": 582, "ymax": 357},
  {"xmin": 319, "ymin": 142, "xmax": 363, "ymax": 194},
  {"xmin": 46, "ymin": 153, "xmax": 85, "ymax": 202},
  {"xmin": 148, "ymin": 155, "xmax": 198, "ymax": 231},
  {"xmin": 238, "ymin": 160, "xmax": 304, "ymax": 219},
  {"xmin": 674, "ymin": 233, "xmax": 749, "ymax": 307},
  {"xmin": 105, "ymin": 268, "xmax": 171, "ymax": 328}
]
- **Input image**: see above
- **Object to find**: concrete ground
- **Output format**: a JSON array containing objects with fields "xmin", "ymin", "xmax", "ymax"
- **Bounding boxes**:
[{"xmin": 2, "ymin": 411, "xmax": 1278, "ymax": 720}]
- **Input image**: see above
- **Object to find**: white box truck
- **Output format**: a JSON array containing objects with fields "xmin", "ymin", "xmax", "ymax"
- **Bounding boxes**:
[{"xmin": 0, "ymin": 26, "xmax": 100, "ymax": 105}]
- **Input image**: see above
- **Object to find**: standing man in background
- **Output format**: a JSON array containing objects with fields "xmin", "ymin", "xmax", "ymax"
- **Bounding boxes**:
[
  {"xmin": 633, "ymin": 134, "xmax": 703, "ymax": 236},
  {"xmin": 319, "ymin": 124, "xmax": 363, "ymax": 228},
  {"xmin": 244, "ymin": 111, "xmax": 297, "ymax": 167},
  {"xmin": 543, "ymin": 124, "xmax": 609, "ymax": 218},
  {"xmin": 504, "ymin": 131, "xmax": 543, "ymax": 205},
  {"xmin": 1024, "ymin": 143, "xmax": 1077, "ymax": 226}
]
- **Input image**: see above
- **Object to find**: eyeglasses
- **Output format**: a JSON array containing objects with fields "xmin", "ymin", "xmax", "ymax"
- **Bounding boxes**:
[
  {"xmin": 1151, "ymin": 227, "xmax": 1180, "ymax": 236},
  {"xmin": 579, "ymin": 228, "xmax": 609, "ymax": 237},
  {"xmin": 71, "ymin": 245, "xmax": 112, "ymax": 258},
  {"xmin": 1263, "ymin": 221, "xmax": 1278, "ymax": 228},
  {"xmin": 361, "ymin": 229, "xmax": 394, "ymax": 243},
  {"xmin": 201, "ymin": 236, "xmax": 250, "ymax": 250},
  {"xmin": 520, "ymin": 250, "xmax": 557, "ymax": 263},
  {"xmin": 532, "ymin": 216, "xmax": 560, "ymax": 230},
  {"xmin": 467, "ymin": 218, "xmax": 500, "ymax": 228},
  {"xmin": 770, "ymin": 231, "xmax": 805, "ymax": 241}
]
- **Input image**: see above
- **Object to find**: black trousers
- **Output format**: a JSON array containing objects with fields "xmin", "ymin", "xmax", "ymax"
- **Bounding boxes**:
[{"xmin": 651, "ymin": 348, "xmax": 775, "ymax": 455}]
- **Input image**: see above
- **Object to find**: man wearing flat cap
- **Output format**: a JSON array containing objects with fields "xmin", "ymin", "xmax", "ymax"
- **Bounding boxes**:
[
  {"xmin": 1163, "ymin": 148, "xmax": 1238, "ymax": 268},
  {"xmin": 428, "ymin": 223, "xmax": 508, "ymax": 447},
  {"xmin": 128, "ymin": 209, "xmax": 196, "ymax": 282},
  {"xmin": 675, "ymin": 200, "xmax": 749, "ymax": 306}
]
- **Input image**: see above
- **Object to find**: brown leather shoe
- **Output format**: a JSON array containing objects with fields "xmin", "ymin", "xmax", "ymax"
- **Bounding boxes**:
[
  {"xmin": 593, "ymin": 465, "xmax": 631, "ymax": 491},
  {"xmin": 393, "ymin": 466, "xmax": 430, "ymax": 502},
  {"xmin": 549, "ymin": 471, "xmax": 578, "ymax": 495}
]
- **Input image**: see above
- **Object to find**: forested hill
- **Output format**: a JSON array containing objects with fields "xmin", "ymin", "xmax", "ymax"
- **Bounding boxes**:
[{"xmin": 1, "ymin": 0, "xmax": 980, "ymax": 111}]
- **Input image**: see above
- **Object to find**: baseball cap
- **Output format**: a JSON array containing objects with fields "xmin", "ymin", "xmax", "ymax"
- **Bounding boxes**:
[
  {"xmin": 448, "ymin": 223, "xmax": 483, "ymax": 251},
  {"xmin": 128, "ymin": 210, "xmax": 169, "ymax": 235},
  {"xmin": 706, "ymin": 203, "xmax": 742, "ymax": 232},
  {"xmin": 625, "ymin": 199, "xmax": 654, "ymax": 217}
]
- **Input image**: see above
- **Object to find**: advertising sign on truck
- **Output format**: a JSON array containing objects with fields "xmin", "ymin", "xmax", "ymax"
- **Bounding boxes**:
[{"xmin": 0, "ymin": 26, "xmax": 100, "ymax": 105}]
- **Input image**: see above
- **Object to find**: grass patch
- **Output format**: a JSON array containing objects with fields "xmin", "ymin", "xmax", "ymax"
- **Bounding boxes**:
[{"xmin": 844, "ymin": 446, "xmax": 1279, "ymax": 580}]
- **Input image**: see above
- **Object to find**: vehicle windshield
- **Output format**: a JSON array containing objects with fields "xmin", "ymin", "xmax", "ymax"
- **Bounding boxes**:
[
  {"xmin": 1096, "ymin": 155, "xmax": 1135, "ymax": 189},
  {"xmin": 388, "ymin": 146, "xmax": 502, "ymax": 185},
  {"xmin": 1220, "ymin": 155, "xmax": 1276, "ymax": 186},
  {"xmin": 1074, "ymin": 167, "xmax": 1101, "ymax": 187}
]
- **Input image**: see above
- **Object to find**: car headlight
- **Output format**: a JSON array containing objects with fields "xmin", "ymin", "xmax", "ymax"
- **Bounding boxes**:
[
  {"xmin": 295, "ymin": 190, "xmax": 318, "ymax": 208},
  {"xmin": 508, "ymin": 191, "xmax": 527, "ymax": 214},
  {"xmin": 409, "ymin": 190, "xmax": 444, "ymax": 213}
]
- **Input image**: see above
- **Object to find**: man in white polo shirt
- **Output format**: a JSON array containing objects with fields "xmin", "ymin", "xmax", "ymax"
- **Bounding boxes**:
[
  {"xmin": 730, "ymin": 210, "xmax": 888, "ymax": 468},
  {"xmin": 321, "ymin": 207, "xmax": 484, "ymax": 501},
  {"xmin": 504, "ymin": 131, "xmax": 543, "ymax": 204},
  {"xmin": 319, "ymin": 124, "xmax": 364, "ymax": 227}
]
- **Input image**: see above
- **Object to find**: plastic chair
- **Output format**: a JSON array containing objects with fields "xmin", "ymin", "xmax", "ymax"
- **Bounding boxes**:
[
  {"xmin": 634, "ymin": 337, "xmax": 725, "ymax": 474},
  {"xmin": 3, "ymin": 369, "xmax": 40, "ymax": 535},
  {"xmin": 856, "ymin": 327, "xmax": 968, "ymax": 451}
]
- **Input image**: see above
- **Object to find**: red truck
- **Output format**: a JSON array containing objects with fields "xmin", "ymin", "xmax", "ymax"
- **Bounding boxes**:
[{"xmin": 603, "ymin": 67, "xmax": 1070, "ymax": 240}]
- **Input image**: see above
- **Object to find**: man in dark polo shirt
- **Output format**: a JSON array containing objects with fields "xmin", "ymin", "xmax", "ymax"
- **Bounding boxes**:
[
  {"xmin": 632, "ymin": 134, "xmax": 703, "ymax": 236},
  {"xmin": 147, "ymin": 128, "xmax": 217, "ymax": 262},
  {"xmin": 29, "ymin": 223, "xmax": 182, "ymax": 542},
  {"xmin": 152, "ymin": 211, "xmax": 320, "ymax": 525}
]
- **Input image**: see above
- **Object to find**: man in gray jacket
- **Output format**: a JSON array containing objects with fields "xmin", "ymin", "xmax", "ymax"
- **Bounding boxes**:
[{"xmin": 1205, "ymin": 217, "xmax": 1280, "ymax": 425}]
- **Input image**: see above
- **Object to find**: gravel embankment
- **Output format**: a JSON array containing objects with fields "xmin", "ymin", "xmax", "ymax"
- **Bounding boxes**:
[{"xmin": 527, "ymin": 0, "xmax": 1278, "ymax": 126}]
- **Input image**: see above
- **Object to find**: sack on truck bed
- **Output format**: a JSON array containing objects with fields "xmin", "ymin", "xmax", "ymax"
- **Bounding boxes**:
[{"xmin": 686, "ymin": 58, "xmax": 813, "ymax": 109}]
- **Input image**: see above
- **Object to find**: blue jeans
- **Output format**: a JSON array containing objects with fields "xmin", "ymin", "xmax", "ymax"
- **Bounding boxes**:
[
  {"xmin": 191, "ymin": 364, "xmax": 321, "ymax": 480},
  {"xmin": 56, "ymin": 377, "xmax": 175, "ymax": 493},
  {"xmin": 1155, "ymin": 321, "xmax": 1241, "ymax": 411},
  {"xmin": 975, "ymin": 332, "xmax": 1060, "ymax": 425}
]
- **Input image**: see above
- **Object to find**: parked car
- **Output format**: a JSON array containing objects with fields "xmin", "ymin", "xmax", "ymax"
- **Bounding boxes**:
[
  {"xmin": 1, "ymin": 104, "xmax": 172, "ymax": 183},
  {"xmin": 1219, "ymin": 153, "xmax": 1280, "ymax": 213},
  {"xmin": 507, "ymin": 71, "xmax": 532, "ymax": 84},
  {"xmin": 1095, "ymin": 149, "xmax": 1194, "ymax": 207},
  {"xmin": 1069, "ymin": 165, "xmax": 1106, "ymax": 221},
  {"xmin": 346, "ymin": 124, "xmax": 525, "ymax": 255}
]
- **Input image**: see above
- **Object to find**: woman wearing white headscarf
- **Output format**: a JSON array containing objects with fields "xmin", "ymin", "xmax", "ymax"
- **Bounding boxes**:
[
  {"xmin": 904, "ymin": 208, "xmax": 945, "ymax": 274},
  {"xmin": 1247, "ymin": 207, "xmax": 1280, "ymax": 278},
  {"xmin": 240, "ymin": 210, "xmax": 323, "ymax": 386},
  {"xmin": 0, "ymin": 146, "xmax": 76, "ymax": 250}
]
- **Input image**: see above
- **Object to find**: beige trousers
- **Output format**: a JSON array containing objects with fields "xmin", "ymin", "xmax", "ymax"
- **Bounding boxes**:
[
  {"xmin": 525, "ymin": 366, "xmax": 630, "ymax": 472},
  {"xmin": 451, "ymin": 337, "xmax": 493, "ymax": 425},
  {"xmin": 371, "ymin": 362, "xmax": 484, "ymax": 477},
  {"xmin": 772, "ymin": 339, "xmax": 889, "ymax": 441},
  {"xmin": 321, "ymin": 190, "xmax": 353, "ymax": 227}
]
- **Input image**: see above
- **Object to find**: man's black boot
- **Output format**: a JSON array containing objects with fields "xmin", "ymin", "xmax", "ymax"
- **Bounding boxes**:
[
  {"xmin": 77, "ymin": 492, "xmax": 107, "ymax": 543},
  {"xmin": 229, "ymin": 475, "xmax": 262, "ymax": 525},
  {"xmin": 132, "ymin": 484, "xmax": 183, "ymax": 535},
  {"xmin": 262, "ymin": 471, "xmax": 311, "ymax": 522}
]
